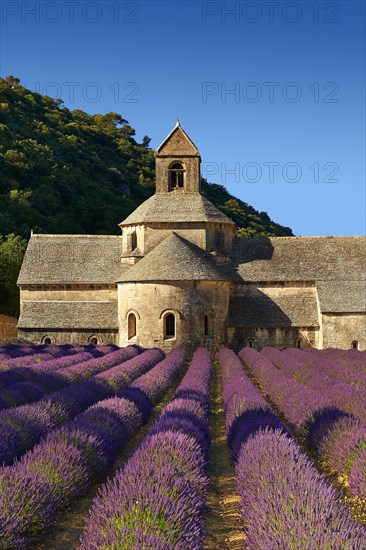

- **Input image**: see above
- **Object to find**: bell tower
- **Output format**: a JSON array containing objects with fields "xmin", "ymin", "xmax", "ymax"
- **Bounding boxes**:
[{"xmin": 154, "ymin": 121, "xmax": 201, "ymax": 194}]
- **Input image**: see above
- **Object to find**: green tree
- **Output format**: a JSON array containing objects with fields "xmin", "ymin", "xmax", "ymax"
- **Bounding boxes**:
[{"xmin": 0, "ymin": 234, "xmax": 27, "ymax": 316}]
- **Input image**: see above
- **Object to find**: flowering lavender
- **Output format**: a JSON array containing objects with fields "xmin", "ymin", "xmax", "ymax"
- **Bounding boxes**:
[
  {"xmin": 79, "ymin": 348, "xmax": 211, "ymax": 550},
  {"xmin": 0, "ymin": 346, "xmax": 144, "ymax": 465},
  {"xmin": 0, "ymin": 351, "xmax": 106, "ymax": 408},
  {"xmin": 219, "ymin": 348, "xmax": 366, "ymax": 547},
  {"xmin": 0, "ymin": 348, "xmax": 185, "ymax": 548},
  {"xmin": 262, "ymin": 347, "xmax": 366, "ymax": 423},
  {"xmin": 243, "ymin": 347, "xmax": 366, "ymax": 511},
  {"xmin": 236, "ymin": 429, "xmax": 366, "ymax": 548}
]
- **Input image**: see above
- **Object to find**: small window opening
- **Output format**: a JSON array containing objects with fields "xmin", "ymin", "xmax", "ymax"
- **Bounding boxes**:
[
  {"xmin": 90, "ymin": 337, "xmax": 98, "ymax": 345},
  {"xmin": 295, "ymin": 338, "xmax": 302, "ymax": 349},
  {"xmin": 170, "ymin": 162, "xmax": 185, "ymax": 190},
  {"xmin": 247, "ymin": 338, "xmax": 255, "ymax": 349},
  {"xmin": 204, "ymin": 312, "xmax": 214, "ymax": 339},
  {"xmin": 44, "ymin": 337, "xmax": 51, "ymax": 345},
  {"xmin": 128, "ymin": 313, "xmax": 137, "ymax": 339},
  {"xmin": 164, "ymin": 313, "xmax": 175, "ymax": 338},
  {"xmin": 131, "ymin": 231, "xmax": 137, "ymax": 251},
  {"xmin": 351, "ymin": 340, "xmax": 359, "ymax": 349}
]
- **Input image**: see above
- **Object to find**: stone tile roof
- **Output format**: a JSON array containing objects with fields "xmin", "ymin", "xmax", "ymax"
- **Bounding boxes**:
[
  {"xmin": 228, "ymin": 286, "xmax": 319, "ymax": 327},
  {"xmin": 234, "ymin": 236, "xmax": 366, "ymax": 315},
  {"xmin": 119, "ymin": 194, "xmax": 235, "ymax": 226},
  {"xmin": 316, "ymin": 280, "xmax": 366, "ymax": 313},
  {"xmin": 18, "ymin": 301, "xmax": 118, "ymax": 329},
  {"xmin": 234, "ymin": 236, "xmax": 366, "ymax": 282},
  {"xmin": 117, "ymin": 232, "xmax": 240, "ymax": 283},
  {"xmin": 17, "ymin": 235, "xmax": 126, "ymax": 285}
]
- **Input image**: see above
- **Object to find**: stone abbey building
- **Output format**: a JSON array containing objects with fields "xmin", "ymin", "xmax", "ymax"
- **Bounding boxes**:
[{"xmin": 17, "ymin": 123, "xmax": 366, "ymax": 352}]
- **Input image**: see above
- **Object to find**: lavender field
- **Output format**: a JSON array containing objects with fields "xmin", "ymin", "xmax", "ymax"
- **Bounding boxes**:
[{"xmin": 0, "ymin": 343, "xmax": 365, "ymax": 549}]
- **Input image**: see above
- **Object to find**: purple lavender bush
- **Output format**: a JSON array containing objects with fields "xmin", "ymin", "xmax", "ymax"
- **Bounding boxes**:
[
  {"xmin": 219, "ymin": 348, "xmax": 366, "ymax": 547},
  {"xmin": 0, "ymin": 349, "xmax": 185, "ymax": 548},
  {"xmin": 242, "ymin": 347, "xmax": 366, "ymax": 513},
  {"xmin": 0, "ymin": 346, "xmax": 145, "ymax": 465},
  {"xmin": 236, "ymin": 428, "xmax": 366, "ymax": 548},
  {"xmin": 79, "ymin": 348, "xmax": 211, "ymax": 550},
  {"xmin": 217, "ymin": 348, "xmax": 284, "ymax": 460}
]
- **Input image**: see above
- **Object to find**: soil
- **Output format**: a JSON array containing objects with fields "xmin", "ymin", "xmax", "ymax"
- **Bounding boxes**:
[{"xmin": 203, "ymin": 360, "xmax": 246, "ymax": 550}]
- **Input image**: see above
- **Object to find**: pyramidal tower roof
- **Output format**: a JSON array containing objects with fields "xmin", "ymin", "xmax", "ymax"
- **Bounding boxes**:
[
  {"xmin": 119, "ymin": 193, "xmax": 234, "ymax": 226},
  {"xmin": 117, "ymin": 232, "xmax": 239, "ymax": 283}
]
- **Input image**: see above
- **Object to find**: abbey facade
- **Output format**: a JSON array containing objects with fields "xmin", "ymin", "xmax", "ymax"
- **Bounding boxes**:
[{"xmin": 17, "ymin": 124, "xmax": 366, "ymax": 352}]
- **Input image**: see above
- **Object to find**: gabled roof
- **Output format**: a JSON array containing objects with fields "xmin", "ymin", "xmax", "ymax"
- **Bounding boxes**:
[
  {"xmin": 18, "ymin": 301, "xmax": 118, "ymax": 329},
  {"xmin": 234, "ymin": 236, "xmax": 366, "ymax": 282},
  {"xmin": 155, "ymin": 122, "xmax": 200, "ymax": 156},
  {"xmin": 17, "ymin": 235, "xmax": 126, "ymax": 286},
  {"xmin": 117, "ymin": 232, "xmax": 240, "ymax": 283},
  {"xmin": 119, "ymin": 193, "xmax": 235, "ymax": 226}
]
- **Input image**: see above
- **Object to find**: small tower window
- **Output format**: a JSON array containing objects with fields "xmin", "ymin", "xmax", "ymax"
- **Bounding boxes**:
[
  {"xmin": 90, "ymin": 337, "xmax": 98, "ymax": 345},
  {"xmin": 169, "ymin": 162, "xmax": 185, "ymax": 190},
  {"xmin": 204, "ymin": 312, "xmax": 214, "ymax": 339},
  {"xmin": 351, "ymin": 340, "xmax": 359, "ymax": 349},
  {"xmin": 128, "ymin": 313, "xmax": 137, "ymax": 339},
  {"xmin": 43, "ymin": 337, "xmax": 51, "ymax": 345},
  {"xmin": 131, "ymin": 231, "xmax": 137, "ymax": 251},
  {"xmin": 164, "ymin": 313, "xmax": 175, "ymax": 339}
]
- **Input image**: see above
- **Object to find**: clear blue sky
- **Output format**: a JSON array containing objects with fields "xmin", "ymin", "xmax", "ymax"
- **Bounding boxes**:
[{"xmin": 1, "ymin": 0, "xmax": 365, "ymax": 235}]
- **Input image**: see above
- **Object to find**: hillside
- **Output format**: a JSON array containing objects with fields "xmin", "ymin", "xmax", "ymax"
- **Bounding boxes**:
[{"xmin": 0, "ymin": 76, "xmax": 293, "ymax": 316}]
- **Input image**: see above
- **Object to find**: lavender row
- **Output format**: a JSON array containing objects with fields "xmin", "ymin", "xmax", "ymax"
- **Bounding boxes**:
[
  {"xmin": 0, "ymin": 349, "xmax": 186, "ymax": 549},
  {"xmin": 0, "ymin": 347, "xmax": 163, "ymax": 465},
  {"xmin": 0, "ymin": 352, "xmax": 99, "ymax": 408},
  {"xmin": 262, "ymin": 347, "xmax": 366, "ymax": 423},
  {"xmin": 240, "ymin": 348, "xmax": 366, "ymax": 510},
  {"xmin": 239, "ymin": 347, "xmax": 330, "ymax": 434},
  {"xmin": 218, "ymin": 349, "xmax": 366, "ymax": 548},
  {"xmin": 79, "ymin": 347, "xmax": 210, "ymax": 550},
  {"xmin": 0, "ymin": 343, "xmax": 80, "ymax": 362},
  {"xmin": 0, "ymin": 345, "xmax": 117, "ymax": 387},
  {"xmin": 285, "ymin": 347, "xmax": 366, "ymax": 386},
  {"xmin": 218, "ymin": 347, "xmax": 283, "ymax": 460},
  {"xmin": 0, "ymin": 346, "xmax": 128, "ymax": 409}
]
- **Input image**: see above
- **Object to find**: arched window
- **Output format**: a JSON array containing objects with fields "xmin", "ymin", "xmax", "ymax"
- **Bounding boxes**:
[
  {"xmin": 90, "ymin": 337, "xmax": 98, "ymax": 345},
  {"xmin": 351, "ymin": 340, "xmax": 359, "ymax": 349},
  {"xmin": 43, "ymin": 337, "xmax": 51, "ymax": 345},
  {"xmin": 164, "ymin": 313, "xmax": 175, "ymax": 339},
  {"xmin": 204, "ymin": 312, "xmax": 214, "ymax": 339},
  {"xmin": 247, "ymin": 338, "xmax": 255, "ymax": 349},
  {"xmin": 169, "ymin": 162, "xmax": 185, "ymax": 190},
  {"xmin": 128, "ymin": 313, "xmax": 137, "ymax": 339}
]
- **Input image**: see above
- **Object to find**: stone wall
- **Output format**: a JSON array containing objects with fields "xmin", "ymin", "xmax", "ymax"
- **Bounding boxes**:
[
  {"xmin": 227, "ymin": 326, "xmax": 319, "ymax": 351},
  {"xmin": 322, "ymin": 313, "xmax": 366, "ymax": 350},
  {"xmin": 18, "ymin": 329, "xmax": 118, "ymax": 345},
  {"xmin": 118, "ymin": 280, "xmax": 231, "ymax": 353},
  {"xmin": 20, "ymin": 285, "xmax": 117, "ymax": 303},
  {"xmin": 0, "ymin": 315, "xmax": 18, "ymax": 344}
]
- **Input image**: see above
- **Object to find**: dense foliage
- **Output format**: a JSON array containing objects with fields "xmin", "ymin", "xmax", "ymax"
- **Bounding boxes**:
[{"xmin": 0, "ymin": 76, "xmax": 292, "ymax": 315}]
